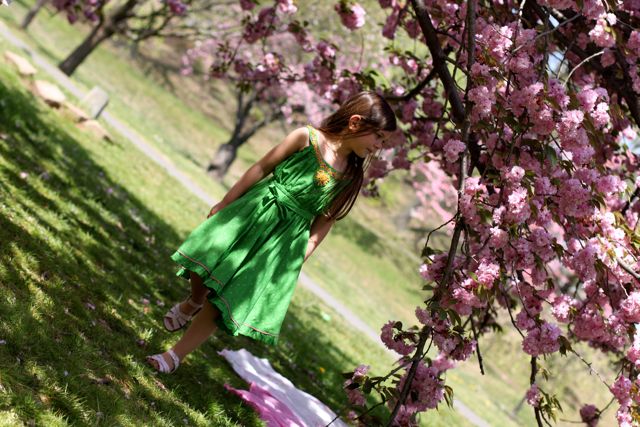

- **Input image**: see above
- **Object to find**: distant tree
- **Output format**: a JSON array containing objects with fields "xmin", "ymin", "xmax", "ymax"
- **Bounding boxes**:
[
  {"xmin": 181, "ymin": 1, "xmax": 372, "ymax": 180},
  {"xmin": 52, "ymin": 0, "xmax": 225, "ymax": 75},
  {"xmin": 20, "ymin": 0, "xmax": 48, "ymax": 30}
]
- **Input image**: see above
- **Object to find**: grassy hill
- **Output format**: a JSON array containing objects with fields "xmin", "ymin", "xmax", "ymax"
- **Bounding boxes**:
[{"xmin": 0, "ymin": 2, "xmax": 619, "ymax": 426}]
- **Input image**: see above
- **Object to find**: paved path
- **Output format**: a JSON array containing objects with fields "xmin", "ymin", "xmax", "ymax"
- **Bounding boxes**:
[{"xmin": 0, "ymin": 21, "xmax": 490, "ymax": 427}]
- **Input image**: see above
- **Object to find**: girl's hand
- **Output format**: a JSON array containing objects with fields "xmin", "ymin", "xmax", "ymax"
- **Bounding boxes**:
[{"xmin": 207, "ymin": 202, "xmax": 227, "ymax": 218}]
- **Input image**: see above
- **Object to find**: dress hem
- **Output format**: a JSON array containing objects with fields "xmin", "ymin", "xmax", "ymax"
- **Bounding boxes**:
[{"xmin": 170, "ymin": 251, "xmax": 279, "ymax": 346}]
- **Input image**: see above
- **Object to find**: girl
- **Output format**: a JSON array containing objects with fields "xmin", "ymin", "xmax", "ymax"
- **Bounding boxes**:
[{"xmin": 147, "ymin": 91, "xmax": 397, "ymax": 373}]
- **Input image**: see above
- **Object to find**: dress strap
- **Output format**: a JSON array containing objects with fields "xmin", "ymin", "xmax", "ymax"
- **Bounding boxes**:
[{"xmin": 306, "ymin": 124, "xmax": 318, "ymax": 149}]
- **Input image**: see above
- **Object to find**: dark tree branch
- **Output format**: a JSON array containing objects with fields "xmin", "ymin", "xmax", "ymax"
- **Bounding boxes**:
[{"xmin": 386, "ymin": 67, "xmax": 438, "ymax": 102}]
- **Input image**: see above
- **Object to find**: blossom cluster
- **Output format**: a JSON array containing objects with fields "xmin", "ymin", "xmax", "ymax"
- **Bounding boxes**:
[{"xmin": 198, "ymin": 0, "xmax": 640, "ymax": 424}]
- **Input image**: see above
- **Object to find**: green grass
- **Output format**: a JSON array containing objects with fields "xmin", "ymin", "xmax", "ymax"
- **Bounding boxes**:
[
  {"xmin": 0, "ymin": 59, "xmax": 478, "ymax": 425},
  {"xmin": 0, "ymin": 3, "xmax": 621, "ymax": 426}
]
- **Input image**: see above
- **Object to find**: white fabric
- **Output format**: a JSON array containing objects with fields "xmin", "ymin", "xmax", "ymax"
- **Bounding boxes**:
[{"xmin": 219, "ymin": 348, "xmax": 348, "ymax": 427}]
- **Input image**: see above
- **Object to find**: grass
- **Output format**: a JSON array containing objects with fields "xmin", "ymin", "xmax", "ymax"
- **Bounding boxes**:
[
  {"xmin": 0, "ymin": 3, "xmax": 620, "ymax": 426},
  {"xmin": 0, "ymin": 59, "xmax": 477, "ymax": 425}
]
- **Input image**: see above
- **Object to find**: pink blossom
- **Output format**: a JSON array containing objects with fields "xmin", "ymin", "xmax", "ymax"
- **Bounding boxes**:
[
  {"xmin": 610, "ymin": 375, "xmax": 632, "ymax": 406},
  {"xmin": 443, "ymin": 139, "xmax": 466, "ymax": 163},
  {"xmin": 390, "ymin": 362, "xmax": 445, "ymax": 417},
  {"xmin": 343, "ymin": 364, "xmax": 370, "ymax": 406},
  {"xmin": 591, "ymin": 102, "xmax": 610, "ymax": 128},
  {"xmin": 522, "ymin": 322, "xmax": 561, "ymax": 356},
  {"xmin": 167, "ymin": 0, "xmax": 187, "ymax": 16},
  {"xmin": 506, "ymin": 187, "xmax": 531, "ymax": 224},
  {"xmin": 382, "ymin": 6, "xmax": 400, "ymax": 39},
  {"xmin": 475, "ymin": 260, "xmax": 500, "ymax": 288},
  {"xmin": 551, "ymin": 295, "xmax": 574, "ymax": 323},
  {"xmin": 547, "ymin": 78, "xmax": 569, "ymax": 109},
  {"xmin": 243, "ymin": 7, "xmax": 278, "ymax": 43},
  {"xmin": 516, "ymin": 309, "xmax": 536, "ymax": 331},
  {"xmin": 345, "ymin": 386, "xmax": 366, "ymax": 406},
  {"xmin": 578, "ymin": 88, "xmax": 600, "ymax": 111},
  {"xmin": 489, "ymin": 227, "xmax": 508, "ymax": 249},
  {"xmin": 619, "ymin": 291, "xmax": 640, "ymax": 323},
  {"xmin": 573, "ymin": 304, "xmax": 607, "ymax": 341},
  {"xmin": 616, "ymin": 406, "xmax": 633, "ymax": 427},
  {"xmin": 335, "ymin": 1, "xmax": 366, "ymax": 31},
  {"xmin": 626, "ymin": 331, "xmax": 640, "ymax": 367},
  {"xmin": 431, "ymin": 353, "xmax": 456, "ymax": 373},
  {"xmin": 380, "ymin": 321, "xmax": 415, "ymax": 355},
  {"xmin": 239, "ymin": 0, "xmax": 255, "ymax": 10},
  {"xmin": 588, "ymin": 18, "xmax": 615, "ymax": 48},
  {"xmin": 504, "ymin": 166, "xmax": 525, "ymax": 185},
  {"xmin": 596, "ymin": 175, "xmax": 624, "ymax": 195},
  {"xmin": 452, "ymin": 286, "xmax": 483, "ymax": 308},
  {"xmin": 601, "ymin": 49, "xmax": 616, "ymax": 67},
  {"xmin": 629, "ymin": 31, "xmax": 640, "ymax": 56},
  {"xmin": 580, "ymin": 404, "xmax": 599, "ymax": 427},
  {"xmin": 526, "ymin": 384, "xmax": 541, "ymax": 407},
  {"xmin": 316, "ymin": 41, "xmax": 336, "ymax": 59},
  {"xmin": 567, "ymin": 240, "xmax": 599, "ymax": 281},
  {"xmin": 276, "ymin": 0, "xmax": 296, "ymax": 14},
  {"xmin": 468, "ymin": 86, "xmax": 494, "ymax": 121}
]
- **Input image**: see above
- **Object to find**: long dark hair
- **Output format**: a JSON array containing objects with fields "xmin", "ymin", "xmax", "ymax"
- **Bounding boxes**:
[{"xmin": 318, "ymin": 91, "xmax": 397, "ymax": 221}]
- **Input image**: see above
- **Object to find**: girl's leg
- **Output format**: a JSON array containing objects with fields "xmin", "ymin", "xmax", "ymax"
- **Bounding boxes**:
[
  {"xmin": 178, "ymin": 271, "xmax": 208, "ymax": 314},
  {"xmin": 172, "ymin": 301, "xmax": 220, "ymax": 359},
  {"xmin": 150, "ymin": 302, "xmax": 221, "ymax": 371}
]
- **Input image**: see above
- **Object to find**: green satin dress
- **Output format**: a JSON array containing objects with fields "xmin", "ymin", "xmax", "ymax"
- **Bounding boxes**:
[{"xmin": 170, "ymin": 125, "xmax": 350, "ymax": 345}]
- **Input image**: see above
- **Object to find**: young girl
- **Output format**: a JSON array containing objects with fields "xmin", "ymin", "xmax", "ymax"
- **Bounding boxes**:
[{"xmin": 147, "ymin": 90, "xmax": 397, "ymax": 373}]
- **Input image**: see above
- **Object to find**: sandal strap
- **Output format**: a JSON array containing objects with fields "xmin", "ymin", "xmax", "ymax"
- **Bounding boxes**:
[
  {"xmin": 148, "ymin": 354, "xmax": 170, "ymax": 373},
  {"xmin": 165, "ymin": 304, "xmax": 188, "ymax": 331},
  {"xmin": 185, "ymin": 296, "xmax": 203, "ymax": 309},
  {"xmin": 167, "ymin": 349, "xmax": 180, "ymax": 371}
]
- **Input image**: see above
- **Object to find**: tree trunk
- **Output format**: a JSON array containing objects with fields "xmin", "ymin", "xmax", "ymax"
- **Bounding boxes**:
[
  {"xmin": 21, "ymin": 0, "xmax": 48, "ymax": 30},
  {"xmin": 58, "ymin": 0, "xmax": 137, "ymax": 76},
  {"xmin": 206, "ymin": 89, "xmax": 285, "ymax": 181},
  {"xmin": 58, "ymin": 21, "xmax": 114, "ymax": 76},
  {"xmin": 207, "ymin": 136, "xmax": 246, "ymax": 181},
  {"xmin": 207, "ymin": 90, "xmax": 255, "ymax": 180}
]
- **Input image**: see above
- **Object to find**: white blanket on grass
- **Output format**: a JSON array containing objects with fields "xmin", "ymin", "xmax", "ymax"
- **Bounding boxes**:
[{"xmin": 219, "ymin": 348, "xmax": 348, "ymax": 427}]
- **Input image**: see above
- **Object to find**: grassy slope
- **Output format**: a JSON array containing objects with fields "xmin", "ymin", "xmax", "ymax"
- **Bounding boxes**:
[
  {"xmin": 0, "ymin": 3, "xmax": 618, "ymax": 426},
  {"xmin": 0, "ymin": 58, "xmax": 473, "ymax": 425}
]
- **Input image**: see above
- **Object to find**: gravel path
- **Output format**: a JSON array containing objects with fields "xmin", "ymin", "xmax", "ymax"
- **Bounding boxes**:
[{"xmin": 0, "ymin": 21, "xmax": 490, "ymax": 427}]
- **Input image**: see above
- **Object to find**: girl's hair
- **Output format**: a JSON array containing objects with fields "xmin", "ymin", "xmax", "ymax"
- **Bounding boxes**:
[{"xmin": 318, "ymin": 90, "xmax": 397, "ymax": 221}]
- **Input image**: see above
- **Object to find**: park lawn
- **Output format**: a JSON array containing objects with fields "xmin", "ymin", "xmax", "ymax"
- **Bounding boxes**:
[
  {"xmin": 0, "ymin": 4, "xmax": 619, "ymax": 426},
  {"xmin": 0, "ymin": 60, "xmax": 476, "ymax": 425},
  {"xmin": 0, "ymin": 0, "xmax": 426, "ymax": 334}
]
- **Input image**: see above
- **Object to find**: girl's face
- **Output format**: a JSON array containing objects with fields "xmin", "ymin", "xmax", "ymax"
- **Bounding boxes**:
[{"xmin": 348, "ymin": 128, "xmax": 392, "ymax": 158}]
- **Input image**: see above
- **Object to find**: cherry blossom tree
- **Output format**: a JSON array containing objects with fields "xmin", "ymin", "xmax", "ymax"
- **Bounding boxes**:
[
  {"xmin": 198, "ymin": 0, "xmax": 640, "ymax": 425},
  {"xmin": 181, "ymin": 0, "xmax": 379, "ymax": 179},
  {"xmin": 51, "ymin": 0, "xmax": 225, "ymax": 75}
]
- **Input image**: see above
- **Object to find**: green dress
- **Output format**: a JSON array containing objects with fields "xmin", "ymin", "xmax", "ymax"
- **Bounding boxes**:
[{"xmin": 170, "ymin": 125, "xmax": 350, "ymax": 345}]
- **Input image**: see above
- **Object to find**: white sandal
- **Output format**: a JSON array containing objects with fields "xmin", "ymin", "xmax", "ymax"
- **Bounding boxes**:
[
  {"xmin": 146, "ymin": 348, "xmax": 180, "ymax": 373},
  {"xmin": 163, "ymin": 296, "xmax": 203, "ymax": 332}
]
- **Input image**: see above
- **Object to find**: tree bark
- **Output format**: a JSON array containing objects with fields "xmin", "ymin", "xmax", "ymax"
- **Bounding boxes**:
[
  {"xmin": 58, "ymin": 21, "xmax": 114, "ymax": 76},
  {"xmin": 58, "ymin": 0, "xmax": 137, "ymax": 76},
  {"xmin": 21, "ymin": 0, "xmax": 48, "ymax": 30},
  {"xmin": 207, "ymin": 137, "xmax": 245, "ymax": 181},
  {"xmin": 206, "ymin": 88, "xmax": 287, "ymax": 181}
]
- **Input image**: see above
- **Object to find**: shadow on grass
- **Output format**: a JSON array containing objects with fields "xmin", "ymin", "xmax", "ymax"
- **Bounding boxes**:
[
  {"xmin": 0, "ymin": 70, "xmax": 380, "ymax": 424},
  {"xmin": 332, "ymin": 216, "xmax": 385, "ymax": 258}
]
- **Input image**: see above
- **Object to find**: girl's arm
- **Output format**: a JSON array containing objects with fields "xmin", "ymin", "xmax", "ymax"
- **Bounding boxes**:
[
  {"xmin": 304, "ymin": 214, "xmax": 335, "ymax": 262},
  {"xmin": 208, "ymin": 127, "xmax": 309, "ymax": 217}
]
